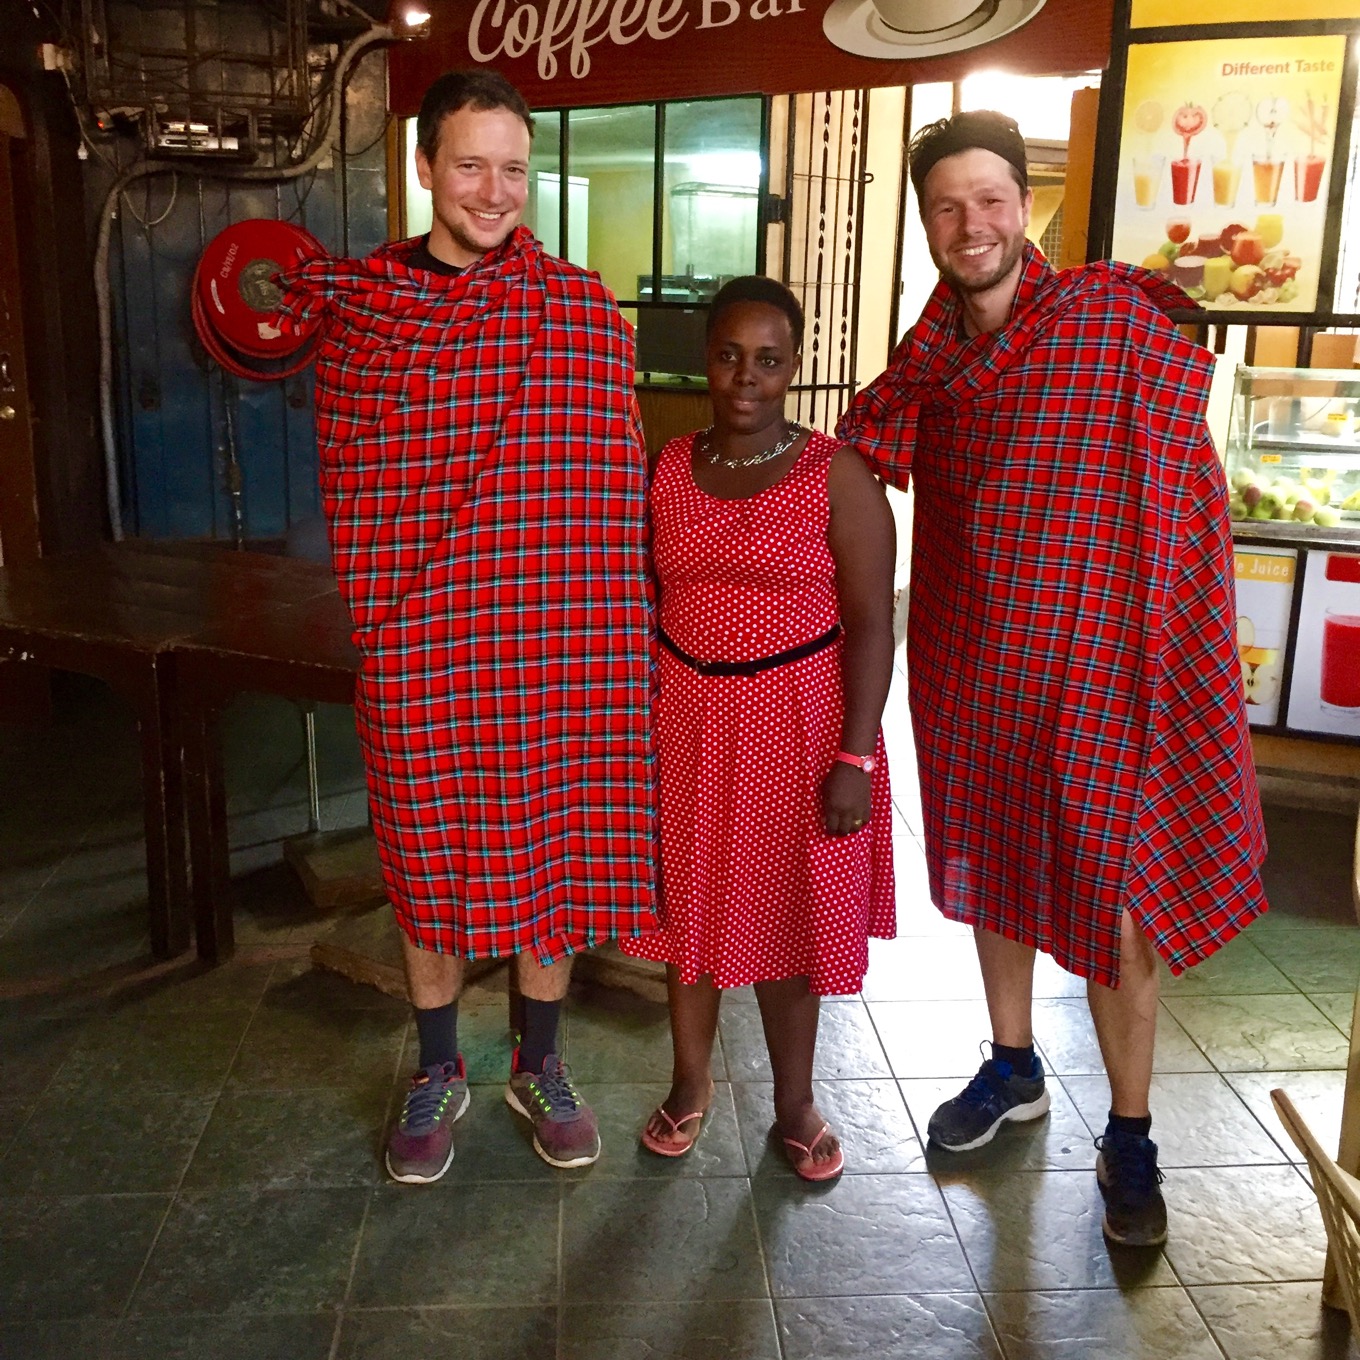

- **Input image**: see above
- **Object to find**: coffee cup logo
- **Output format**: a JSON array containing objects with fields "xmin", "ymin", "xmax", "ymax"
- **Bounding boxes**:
[
  {"xmin": 871, "ymin": 0, "xmax": 990, "ymax": 34},
  {"xmin": 823, "ymin": 0, "xmax": 1046, "ymax": 61}
]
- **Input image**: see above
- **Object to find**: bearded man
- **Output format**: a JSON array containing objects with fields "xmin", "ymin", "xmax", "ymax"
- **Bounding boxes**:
[{"xmin": 838, "ymin": 110, "xmax": 1267, "ymax": 1247}]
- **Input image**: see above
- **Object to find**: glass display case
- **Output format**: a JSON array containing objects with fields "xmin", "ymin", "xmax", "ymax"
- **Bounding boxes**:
[
  {"xmin": 1223, "ymin": 364, "xmax": 1360, "ymax": 538},
  {"xmin": 1224, "ymin": 364, "xmax": 1360, "ymax": 742}
]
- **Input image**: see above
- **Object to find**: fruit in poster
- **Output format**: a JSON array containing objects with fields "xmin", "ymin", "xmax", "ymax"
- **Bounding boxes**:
[
  {"xmin": 1171, "ymin": 256, "xmax": 1206, "ymax": 290},
  {"xmin": 1202, "ymin": 255, "xmax": 1234, "ymax": 299},
  {"xmin": 1248, "ymin": 656, "xmax": 1283, "ymax": 707},
  {"xmin": 1229, "ymin": 264, "xmax": 1265, "ymax": 300},
  {"xmin": 1236, "ymin": 614, "xmax": 1281, "ymax": 707},
  {"xmin": 1173, "ymin": 102, "xmax": 1208, "ymax": 148},
  {"xmin": 1134, "ymin": 100, "xmax": 1164, "ymax": 135},
  {"xmin": 1256, "ymin": 213, "xmax": 1284, "ymax": 250},
  {"xmin": 1134, "ymin": 210, "xmax": 1306, "ymax": 307},
  {"xmin": 1264, "ymin": 253, "xmax": 1301, "ymax": 287}
]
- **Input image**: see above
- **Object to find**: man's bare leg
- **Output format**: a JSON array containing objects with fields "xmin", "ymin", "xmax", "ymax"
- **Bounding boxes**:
[
  {"xmin": 400, "ymin": 932, "xmax": 465, "ymax": 1009},
  {"xmin": 1085, "ymin": 909, "xmax": 1166, "ymax": 1247},
  {"xmin": 515, "ymin": 951, "xmax": 573, "ymax": 1001},
  {"xmin": 1087, "ymin": 908, "xmax": 1159, "ymax": 1118},
  {"xmin": 974, "ymin": 925, "xmax": 1038, "ymax": 1047}
]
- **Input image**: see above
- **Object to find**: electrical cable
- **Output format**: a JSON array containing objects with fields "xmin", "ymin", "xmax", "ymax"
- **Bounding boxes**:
[
  {"xmin": 120, "ymin": 171, "xmax": 179, "ymax": 228},
  {"xmin": 343, "ymin": 112, "xmax": 393, "ymax": 161}
]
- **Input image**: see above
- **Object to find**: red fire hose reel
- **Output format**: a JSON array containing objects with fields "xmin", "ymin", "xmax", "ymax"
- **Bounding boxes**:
[{"xmin": 191, "ymin": 219, "xmax": 327, "ymax": 381}]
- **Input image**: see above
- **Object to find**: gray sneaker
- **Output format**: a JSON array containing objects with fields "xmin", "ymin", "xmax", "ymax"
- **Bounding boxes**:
[
  {"xmin": 927, "ymin": 1048, "xmax": 1050, "ymax": 1151},
  {"xmin": 385, "ymin": 1058, "xmax": 470, "ymax": 1184},
  {"xmin": 505, "ymin": 1051, "xmax": 600, "ymax": 1168}
]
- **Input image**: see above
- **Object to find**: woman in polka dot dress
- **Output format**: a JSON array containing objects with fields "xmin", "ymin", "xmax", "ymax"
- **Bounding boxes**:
[{"xmin": 620, "ymin": 276, "xmax": 896, "ymax": 1180}]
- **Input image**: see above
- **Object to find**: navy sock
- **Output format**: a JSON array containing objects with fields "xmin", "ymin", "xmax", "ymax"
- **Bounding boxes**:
[
  {"xmin": 518, "ymin": 997, "xmax": 562, "ymax": 1074},
  {"xmin": 992, "ymin": 1042, "xmax": 1037, "ymax": 1075},
  {"xmin": 1107, "ymin": 1111, "xmax": 1153, "ymax": 1139},
  {"xmin": 414, "ymin": 1000, "xmax": 459, "ymax": 1069}
]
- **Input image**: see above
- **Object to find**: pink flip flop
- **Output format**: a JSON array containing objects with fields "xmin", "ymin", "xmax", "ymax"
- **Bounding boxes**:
[
  {"xmin": 782, "ymin": 1123, "xmax": 845, "ymax": 1182},
  {"xmin": 641, "ymin": 1106, "xmax": 706, "ymax": 1158}
]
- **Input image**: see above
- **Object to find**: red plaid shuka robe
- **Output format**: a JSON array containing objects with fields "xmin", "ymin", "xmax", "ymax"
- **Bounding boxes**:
[
  {"xmin": 837, "ymin": 244, "xmax": 1267, "ymax": 986},
  {"xmin": 277, "ymin": 227, "xmax": 658, "ymax": 961}
]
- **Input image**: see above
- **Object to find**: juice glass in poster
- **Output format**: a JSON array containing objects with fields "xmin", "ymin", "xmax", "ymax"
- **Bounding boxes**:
[
  {"xmin": 1286, "ymin": 551, "xmax": 1360, "ymax": 738},
  {"xmin": 1112, "ymin": 35, "xmax": 1345, "ymax": 315},
  {"xmin": 1322, "ymin": 611, "xmax": 1360, "ymax": 709}
]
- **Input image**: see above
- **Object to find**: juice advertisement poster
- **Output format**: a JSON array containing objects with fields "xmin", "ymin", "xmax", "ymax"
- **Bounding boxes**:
[
  {"xmin": 1286, "ymin": 550, "xmax": 1360, "ymax": 738},
  {"xmin": 1234, "ymin": 546, "xmax": 1297, "ymax": 727},
  {"xmin": 1133, "ymin": 0, "xmax": 1360, "ymax": 23},
  {"xmin": 1112, "ymin": 36, "xmax": 1346, "ymax": 314}
]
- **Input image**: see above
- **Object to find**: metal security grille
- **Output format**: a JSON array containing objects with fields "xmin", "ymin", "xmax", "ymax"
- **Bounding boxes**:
[
  {"xmin": 768, "ymin": 89, "xmax": 871, "ymax": 435},
  {"xmin": 74, "ymin": 0, "xmax": 313, "ymax": 154}
]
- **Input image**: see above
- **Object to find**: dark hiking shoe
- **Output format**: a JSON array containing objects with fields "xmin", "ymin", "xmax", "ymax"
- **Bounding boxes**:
[
  {"xmin": 384, "ymin": 1057, "xmax": 469, "ymax": 1184},
  {"xmin": 927, "ymin": 1049, "xmax": 1050, "ymax": 1151},
  {"xmin": 1096, "ymin": 1130, "xmax": 1167, "ymax": 1246}
]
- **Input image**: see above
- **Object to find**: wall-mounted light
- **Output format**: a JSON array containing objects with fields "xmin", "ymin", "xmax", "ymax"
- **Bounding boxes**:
[{"xmin": 396, "ymin": 7, "xmax": 432, "ymax": 38}]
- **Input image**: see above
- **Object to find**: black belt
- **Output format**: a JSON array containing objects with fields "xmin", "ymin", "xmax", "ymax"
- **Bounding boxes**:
[{"xmin": 658, "ymin": 623, "xmax": 841, "ymax": 677}]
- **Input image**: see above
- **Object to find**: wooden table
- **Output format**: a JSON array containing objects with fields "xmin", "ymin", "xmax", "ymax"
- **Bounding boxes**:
[
  {"xmin": 171, "ymin": 587, "xmax": 359, "ymax": 961},
  {"xmin": 0, "ymin": 542, "xmax": 343, "ymax": 958}
]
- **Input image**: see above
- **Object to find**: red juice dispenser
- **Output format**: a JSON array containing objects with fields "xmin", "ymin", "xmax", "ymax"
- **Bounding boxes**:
[{"xmin": 1321, "ymin": 553, "xmax": 1360, "ymax": 713}]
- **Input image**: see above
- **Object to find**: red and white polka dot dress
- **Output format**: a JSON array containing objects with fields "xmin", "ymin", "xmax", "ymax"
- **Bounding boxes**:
[{"xmin": 620, "ymin": 429, "xmax": 895, "ymax": 995}]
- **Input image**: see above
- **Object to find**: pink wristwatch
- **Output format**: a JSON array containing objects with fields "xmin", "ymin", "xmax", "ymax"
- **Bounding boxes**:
[{"xmin": 836, "ymin": 751, "xmax": 876, "ymax": 773}]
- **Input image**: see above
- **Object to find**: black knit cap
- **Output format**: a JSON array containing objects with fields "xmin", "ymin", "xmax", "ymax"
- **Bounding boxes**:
[{"xmin": 908, "ymin": 110, "xmax": 1028, "ymax": 198}]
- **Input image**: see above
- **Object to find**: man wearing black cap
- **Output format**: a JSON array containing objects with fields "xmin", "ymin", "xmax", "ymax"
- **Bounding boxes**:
[{"xmin": 838, "ymin": 110, "xmax": 1267, "ymax": 1247}]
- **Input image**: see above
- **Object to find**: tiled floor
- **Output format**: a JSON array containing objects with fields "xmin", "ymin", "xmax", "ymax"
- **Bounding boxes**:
[{"xmin": 2, "ymin": 668, "xmax": 1359, "ymax": 1358}]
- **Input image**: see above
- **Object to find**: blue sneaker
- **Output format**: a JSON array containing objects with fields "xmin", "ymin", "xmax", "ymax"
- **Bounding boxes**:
[
  {"xmin": 927, "ymin": 1047, "xmax": 1050, "ymax": 1151},
  {"xmin": 384, "ymin": 1057, "xmax": 470, "ymax": 1184},
  {"xmin": 1096, "ymin": 1129, "xmax": 1167, "ymax": 1246}
]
